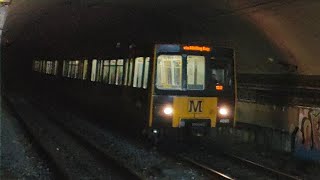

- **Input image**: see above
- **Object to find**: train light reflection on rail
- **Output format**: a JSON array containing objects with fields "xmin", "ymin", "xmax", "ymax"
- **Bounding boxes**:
[{"xmin": 183, "ymin": 46, "xmax": 211, "ymax": 52}]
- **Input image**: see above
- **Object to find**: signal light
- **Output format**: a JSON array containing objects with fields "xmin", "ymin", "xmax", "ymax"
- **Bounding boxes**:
[{"xmin": 216, "ymin": 85, "xmax": 223, "ymax": 91}]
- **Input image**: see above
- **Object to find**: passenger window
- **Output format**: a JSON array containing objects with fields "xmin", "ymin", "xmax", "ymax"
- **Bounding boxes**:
[
  {"xmin": 46, "ymin": 61, "xmax": 49, "ymax": 74},
  {"xmin": 103, "ymin": 60, "xmax": 109, "ymax": 83},
  {"xmin": 71, "ymin": 61, "xmax": 74, "ymax": 78},
  {"xmin": 40, "ymin": 61, "xmax": 43, "ymax": 73},
  {"xmin": 156, "ymin": 55, "xmax": 182, "ymax": 90},
  {"xmin": 96, "ymin": 60, "xmax": 101, "ymax": 81},
  {"xmin": 91, "ymin": 59, "xmax": 97, "ymax": 81},
  {"xmin": 124, "ymin": 59, "xmax": 129, "ymax": 85},
  {"xmin": 62, "ymin": 61, "xmax": 66, "ymax": 76},
  {"xmin": 49, "ymin": 61, "xmax": 53, "ymax": 74},
  {"xmin": 116, "ymin": 59, "xmax": 124, "ymax": 85},
  {"xmin": 143, "ymin": 57, "xmax": 150, "ymax": 89},
  {"xmin": 68, "ymin": 61, "xmax": 72, "ymax": 77},
  {"xmin": 109, "ymin": 60, "xmax": 116, "ymax": 84},
  {"xmin": 83, "ymin": 60, "xmax": 88, "ymax": 80},
  {"xmin": 43, "ymin": 61, "xmax": 46, "ymax": 73},
  {"xmin": 187, "ymin": 55, "xmax": 205, "ymax": 90},
  {"xmin": 99, "ymin": 60, "xmax": 104, "ymax": 81},
  {"xmin": 54, "ymin": 61, "xmax": 58, "ymax": 75},
  {"xmin": 75, "ymin": 61, "xmax": 79, "ymax": 79},
  {"xmin": 78, "ymin": 60, "xmax": 83, "ymax": 79},
  {"xmin": 133, "ymin": 57, "xmax": 144, "ymax": 88},
  {"xmin": 128, "ymin": 59, "xmax": 134, "ymax": 86}
]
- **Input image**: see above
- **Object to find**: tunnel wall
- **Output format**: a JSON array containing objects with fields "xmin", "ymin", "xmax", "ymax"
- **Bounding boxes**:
[{"xmin": 234, "ymin": 102, "xmax": 320, "ymax": 161}]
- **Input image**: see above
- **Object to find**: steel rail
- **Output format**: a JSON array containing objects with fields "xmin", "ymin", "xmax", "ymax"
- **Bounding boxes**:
[
  {"xmin": 226, "ymin": 154, "xmax": 302, "ymax": 180},
  {"xmin": 179, "ymin": 156, "xmax": 234, "ymax": 180}
]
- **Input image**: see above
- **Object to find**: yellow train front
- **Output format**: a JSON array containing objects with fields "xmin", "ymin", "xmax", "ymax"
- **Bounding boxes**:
[{"xmin": 147, "ymin": 44, "xmax": 236, "ymax": 139}]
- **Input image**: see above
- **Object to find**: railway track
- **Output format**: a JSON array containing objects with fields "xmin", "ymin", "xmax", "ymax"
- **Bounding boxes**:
[
  {"xmin": 3, "ymin": 95, "xmax": 65, "ymax": 180},
  {"xmin": 6, "ymin": 95, "xmax": 142, "ymax": 180},
  {"xmin": 158, "ymin": 137, "xmax": 302, "ymax": 180},
  {"xmin": 179, "ymin": 156, "xmax": 234, "ymax": 180},
  {"xmin": 179, "ymin": 152, "xmax": 301, "ymax": 180},
  {"xmin": 11, "ymin": 94, "xmax": 305, "ymax": 179},
  {"xmin": 224, "ymin": 153, "xmax": 302, "ymax": 180}
]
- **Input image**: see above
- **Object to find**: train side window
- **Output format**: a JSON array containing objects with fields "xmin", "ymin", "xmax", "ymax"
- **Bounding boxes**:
[
  {"xmin": 45, "ymin": 61, "xmax": 48, "ymax": 74},
  {"xmin": 133, "ymin": 57, "xmax": 144, "ymax": 88},
  {"xmin": 109, "ymin": 60, "xmax": 116, "ymax": 84},
  {"xmin": 83, "ymin": 60, "xmax": 88, "ymax": 80},
  {"xmin": 51, "ymin": 61, "xmax": 54, "ymax": 75},
  {"xmin": 91, "ymin": 59, "xmax": 97, "ymax": 81},
  {"xmin": 96, "ymin": 60, "xmax": 101, "ymax": 81},
  {"xmin": 143, "ymin": 57, "xmax": 150, "ymax": 89},
  {"xmin": 49, "ymin": 61, "xmax": 53, "ymax": 74},
  {"xmin": 78, "ymin": 60, "xmax": 83, "ymax": 79},
  {"xmin": 43, "ymin": 61, "xmax": 46, "ymax": 73},
  {"xmin": 68, "ymin": 61, "xmax": 73, "ymax": 77},
  {"xmin": 103, "ymin": 60, "xmax": 110, "ymax": 83},
  {"xmin": 187, "ymin": 55, "xmax": 205, "ymax": 90},
  {"xmin": 99, "ymin": 60, "xmax": 104, "ymax": 81},
  {"xmin": 71, "ymin": 61, "xmax": 75, "ymax": 78},
  {"xmin": 71, "ymin": 61, "xmax": 74, "ymax": 78},
  {"xmin": 54, "ymin": 60, "xmax": 58, "ymax": 75},
  {"xmin": 128, "ymin": 58, "xmax": 134, "ymax": 86},
  {"xmin": 40, "ymin": 61, "xmax": 43, "ymax": 73},
  {"xmin": 124, "ymin": 59, "xmax": 129, "ymax": 85},
  {"xmin": 46, "ymin": 61, "xmax": 51, "ymax": 74},
  {"xmin": 95, "ymin": 60, "xmax": 100, "ymax": 81},
  {"xmin": 44, "ymin": 61, "xmax": 47, "ymax": 73},
  {"xmin": 116, "ymin": 59, "xmax": 124, "ymax": 85},
  {"xmin": 48, "ymin": 61, "xmax": 51, "ymax": 74},
  {"xmin": 62, "ymin": 61, "xmax": 66, "ymax": 76},
  {"xmin": 75, "ymin": 61, "xmax": 79, "ymax": 79},
  {"xmin": 156, "ymin": 55, "xmax": 182, "ymax": 90},
  {"xmin": 37, "ymin": 61, "xmax": 41, "ymax": 72}
]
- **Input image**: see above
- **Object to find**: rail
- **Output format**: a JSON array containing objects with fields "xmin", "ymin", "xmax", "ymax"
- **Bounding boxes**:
[
  {"xmin": 224, "ymin": 154, "xmax": 302, "ymax": 180},
  {"xmin": 179, "ymin": 156, "xmax": 234, "ymax": 180}
]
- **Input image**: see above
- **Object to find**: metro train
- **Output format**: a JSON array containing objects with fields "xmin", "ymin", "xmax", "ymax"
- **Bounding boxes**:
[{"xmin": 32, "ymin": 43, "xmax": 237, "ymax": 142}]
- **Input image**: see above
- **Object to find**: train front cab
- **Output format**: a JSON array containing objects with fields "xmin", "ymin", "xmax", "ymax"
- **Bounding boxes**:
[{"xmin": 148, "ymin": 44, "xmax": 236, "ymax": 140}]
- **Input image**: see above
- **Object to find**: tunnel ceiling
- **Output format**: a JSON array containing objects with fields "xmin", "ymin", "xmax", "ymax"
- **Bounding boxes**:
[{"xmin": 2, "ymin": 0, "xmax": 320, "ymax": 75}]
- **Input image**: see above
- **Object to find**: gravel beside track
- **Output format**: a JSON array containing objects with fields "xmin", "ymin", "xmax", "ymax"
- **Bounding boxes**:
[
  {"xmin": 6, "ymin": 95, "xmax": 140, "ymax": 179},
  {"xmin": 27, "ymin": 95, "xmax": 215, "ymax": 180},
  {"xmin": 0, "ymin": 100, "xmax": 52, "ymax": 179}
]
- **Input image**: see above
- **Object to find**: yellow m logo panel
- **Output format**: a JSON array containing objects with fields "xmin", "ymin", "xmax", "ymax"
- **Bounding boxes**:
[{"xmin": 172, "ymin": 97, "xmax": 218, "ymax": 127}]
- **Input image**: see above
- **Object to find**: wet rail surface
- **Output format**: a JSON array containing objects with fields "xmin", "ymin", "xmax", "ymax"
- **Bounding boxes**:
[{"xmin": 5, "ymin": 95, "xmax": 142, "ymax": 180}]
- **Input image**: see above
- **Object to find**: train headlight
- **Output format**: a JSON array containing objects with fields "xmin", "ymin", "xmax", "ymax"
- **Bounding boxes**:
[
  {"xmin": 163, "ymin": 106, "xmax": 173, "ymax": 115},
  {"xmin": 219, "ymin": 107, "xmax": 229, "ymax": 116}
]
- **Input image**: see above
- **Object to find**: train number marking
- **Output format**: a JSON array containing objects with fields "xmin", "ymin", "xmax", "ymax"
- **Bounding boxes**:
[{"xmin": 188, "ymin": 100, "xmax": 203, "ymax": 113}]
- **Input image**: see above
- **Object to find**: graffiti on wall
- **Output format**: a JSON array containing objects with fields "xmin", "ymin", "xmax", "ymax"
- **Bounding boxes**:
[{"xmin": 294, "ymin": 107, "xmax": 320, "ymax": 160}]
